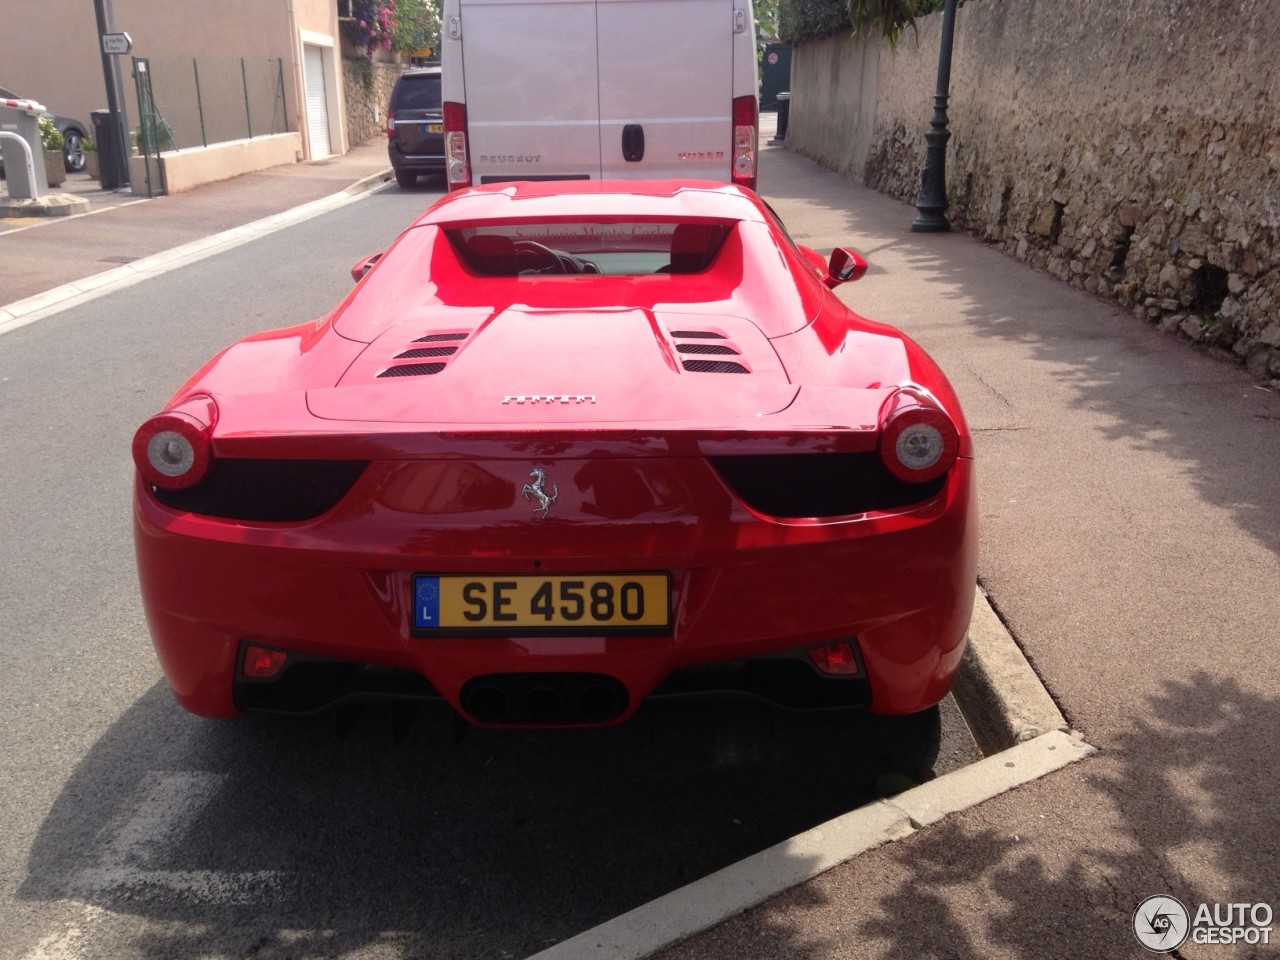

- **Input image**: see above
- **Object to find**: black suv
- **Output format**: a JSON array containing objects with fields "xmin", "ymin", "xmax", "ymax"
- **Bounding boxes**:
[{"xmin": 386, "ymin": 67, "xmax": 444, "ymax": 188}]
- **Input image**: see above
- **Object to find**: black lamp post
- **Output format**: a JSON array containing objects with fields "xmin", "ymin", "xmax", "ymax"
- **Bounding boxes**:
[{"xmin": 912, "ymin": 0, "xmax": 959, "ymax": 232}]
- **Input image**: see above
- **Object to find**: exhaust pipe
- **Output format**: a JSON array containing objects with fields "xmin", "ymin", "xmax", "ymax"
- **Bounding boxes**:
[
  {"xmin": 464, "ymin": 684, "xmax": 510, "ymax": 724},
  {"xmin": 578, "ymin": 685, "xmax": 622, "ymax": 723}
]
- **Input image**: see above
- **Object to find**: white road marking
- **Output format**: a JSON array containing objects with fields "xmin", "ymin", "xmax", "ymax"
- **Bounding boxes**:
[
  {"xmin": 70, "ymin": 771, "xmax": 287, "ymax": 905},
  {"xmin": 19, "ymin": 904, "xmax": 108, "ymax": 960}
]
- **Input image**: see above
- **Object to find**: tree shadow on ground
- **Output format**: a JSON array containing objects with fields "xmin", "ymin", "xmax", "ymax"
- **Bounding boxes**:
[{"xmin": 658, "ymin": 673, "xmax": 1280, "ymax": 959}]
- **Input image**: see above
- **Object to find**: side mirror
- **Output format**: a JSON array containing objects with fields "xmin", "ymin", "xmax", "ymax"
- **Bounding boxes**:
[
  {"xmin": 825, "ymin": 247, "xmax": 868, "ymax": 288},
  {"xmin": 351, "ymin": 252, "xmax": 383, "ymax": 283}
]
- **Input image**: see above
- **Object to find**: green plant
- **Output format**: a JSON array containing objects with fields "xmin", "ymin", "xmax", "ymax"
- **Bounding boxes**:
[
  {"xmin": 342, "ymin": 0, "xmax": 396, "ymax": 55},
  {"xmin": 393, "ymin": 0, "xmax": 440, "ymax": 55},
  {"xmin": 38, "ymin": 116, "xmax": 64, "ymax": 153},
  {"xmin": 82, "ymin": 136, "xmax": 97, "ymax": 151},
  {"xmin": 136, "ymin": 118, "xmax": 174, "ymax": 154},
  {"xmin": 348, "ymin": 55, "xmax": 375, "ymax": 94},
  {"xmin": 779, "ymin": 0, "xmax": 965, "ymax": 47}
]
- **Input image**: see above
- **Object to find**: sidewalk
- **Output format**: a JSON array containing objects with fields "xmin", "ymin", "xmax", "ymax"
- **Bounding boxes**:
[
  {"xmin": 0, "ymin": 139, "xmax": 393, "ymax": 308},
  {"xmin": 654, "ymin": 136, "xmax": 1280, "ymax": 958}
]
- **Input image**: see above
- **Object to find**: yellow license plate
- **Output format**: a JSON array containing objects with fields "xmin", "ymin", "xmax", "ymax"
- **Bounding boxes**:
[
  {"xmin": 413, "ymin": 574, "xmax": 670, "ymax": 634},
  {"xmin": 426, "ymin": 123, "xmax": 443, "ymax": 134}
]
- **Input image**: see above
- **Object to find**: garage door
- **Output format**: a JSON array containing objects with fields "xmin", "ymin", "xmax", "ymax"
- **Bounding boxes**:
[{"xmin": 303, "ymin": 44, "xmax": 332, "ymax": 158}]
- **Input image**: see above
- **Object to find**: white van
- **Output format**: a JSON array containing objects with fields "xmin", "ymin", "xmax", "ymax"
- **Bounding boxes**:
[{"xmin": 440, "ymin": 0, "xmax": 759, "ymax": 191}]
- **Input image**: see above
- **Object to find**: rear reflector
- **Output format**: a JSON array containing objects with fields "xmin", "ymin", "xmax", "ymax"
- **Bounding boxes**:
[
  {"xmin": 243, "ymin": 645, "xmax": 288, "ymax": 680},
  {"xmin": 807, "ymin": 640, "xmax": 861, "ymax": 676},
  {"xmin": 731, "ymin": 95, "xmax": 758, "ymax": 192},
  {"xmin": 444, "ymin": 101, "xmax": 470, "ymax": 191}
]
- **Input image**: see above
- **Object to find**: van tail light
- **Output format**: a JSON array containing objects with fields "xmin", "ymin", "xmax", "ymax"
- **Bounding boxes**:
[
  {"xmin": 385, "ymin": 110, "xmax": 395, "ymax": 138},
  {"xmin": 132, "ymin": 396, "xmax": 217, "ymax": 490},
  {"xmin": 731, "ymin": 95, "xmax": 758, "ymax": 192},
  {"xmin": 444, "ymin": 101, "xmax": 471, "ymax": 191},
  {"xmin": 878, "ymin": 390, "xmax": 959, "ymax": 484}
]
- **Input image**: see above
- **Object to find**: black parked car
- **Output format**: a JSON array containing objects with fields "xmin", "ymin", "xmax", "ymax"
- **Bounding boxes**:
[
  {"xmin": 0, "ymin": 86, "xmax": 89, "ymax": 173},
  {"xmin": 385, "ymin": 67, "xmax": 444, "ymax": 188}
]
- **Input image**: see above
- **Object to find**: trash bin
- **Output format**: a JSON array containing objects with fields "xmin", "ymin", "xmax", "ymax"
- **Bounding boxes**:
[{"xmin": 91, "ymin": 110, "xmax": 125, "ymax": 190}]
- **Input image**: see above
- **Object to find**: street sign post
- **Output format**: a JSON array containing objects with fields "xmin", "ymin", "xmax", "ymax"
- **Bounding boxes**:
[{"xmin": 101, "ymin": 32, "xmax": 132, "ymax": 55}]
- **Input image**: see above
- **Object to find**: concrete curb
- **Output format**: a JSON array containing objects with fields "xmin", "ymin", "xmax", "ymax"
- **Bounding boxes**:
[
  {"xmin": 952, "ymin": 587, "xmax": 1068, "ymax": 753},
  {"xmin": 0, "ymin": 167, "xmax": 393, "ymax": 339},
  {"xmin": 527, "ymin": 732, "xmax": 1094, "ymax": 960},
  {"xmin": 0, "ymin": 193, "xmax": 92, "ymax": 218},
  {"xmin": 525, "ymin": 588, "xmax": 1086, "ymax": 960}
]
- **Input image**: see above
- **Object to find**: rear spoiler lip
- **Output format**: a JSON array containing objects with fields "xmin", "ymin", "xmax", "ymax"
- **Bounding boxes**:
[{"xmin": 198, "ymin": 383, "xmax": 966, "ymax": 459}]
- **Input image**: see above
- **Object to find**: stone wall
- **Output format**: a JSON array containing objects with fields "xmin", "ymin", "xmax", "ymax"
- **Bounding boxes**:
[
  {"xmin": 341, "ymin": 59, "xmax": 404, "ymax": 145},
  {"xmin": 789, "ymin": 0, "xmax": 1280, "ymax": 383}
]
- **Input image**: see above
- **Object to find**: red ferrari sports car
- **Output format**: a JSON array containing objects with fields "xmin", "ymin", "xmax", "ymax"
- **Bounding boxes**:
[{"xmin": 133, "ymin": 180, "xmax": 976, "ymax": 726}]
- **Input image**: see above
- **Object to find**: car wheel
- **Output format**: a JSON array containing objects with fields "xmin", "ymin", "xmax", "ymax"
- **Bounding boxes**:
[
  {"xmin": 63, "ymin": 129, "xmax": 86, "ymax": 172},
  {"xmin": 395, "ymin": 169, "xmax": 417, "ymax": 188}
]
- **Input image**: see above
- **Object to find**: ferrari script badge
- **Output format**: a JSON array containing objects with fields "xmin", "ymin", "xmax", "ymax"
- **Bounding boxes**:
[{"xmin": 522, "ymin": 468, "xmax": 559, "ymax": 518}]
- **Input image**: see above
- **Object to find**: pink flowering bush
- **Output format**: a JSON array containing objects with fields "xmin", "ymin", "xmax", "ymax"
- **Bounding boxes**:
[{"xmin": 342, "ymin": 0, "xmax": 398, "ymax": 55}]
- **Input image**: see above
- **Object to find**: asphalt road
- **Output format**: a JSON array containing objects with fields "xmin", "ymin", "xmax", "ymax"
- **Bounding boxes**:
[{"xmin": 0, "ymin": 184, "xmax": 979, "ymax": 960}]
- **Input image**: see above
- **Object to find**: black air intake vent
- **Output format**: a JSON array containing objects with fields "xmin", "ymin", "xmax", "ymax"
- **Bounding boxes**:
[
  {"xmin": 669, "ymin": 330, "xmax": 726, "ymax": 339},
  {"xmin": 152, "ymin": 459, "xmax": 369, "ymax": 522},
  {"xmin": 683, "ymin": 360, "xmax": 749, "ymax": 374},
  {"xmin": 395, "ymin": 346, "xmax": 458, "ymax": 359},
  {"xmin": 711, "ymin": 454, "xmax": 947, "ymax": 517},
  {"xmin": 677, "ymin": 343, "xmax": 739, "ymax": 356},
  {"xmin": 378, "ymin": 362, "xmax": 447, "ymax": 378},
  {"xmin": 414, "ymin": 332, "xmax": 468, "ymax": 343}
]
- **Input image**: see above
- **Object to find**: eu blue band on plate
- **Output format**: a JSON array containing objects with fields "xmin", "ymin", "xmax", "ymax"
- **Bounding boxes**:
[{"xmin": 414, "ymin": 576, "xmax": 440, "ymax": 628}]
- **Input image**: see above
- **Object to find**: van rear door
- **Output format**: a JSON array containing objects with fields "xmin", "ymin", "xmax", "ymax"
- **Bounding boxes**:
[
  {"xmin": 458, "ymin": 0, "xmax": 600, "ymax": 183},
  {"xmin": 596, "ymin": 0, "xmax": 734, "ymax": 180}
]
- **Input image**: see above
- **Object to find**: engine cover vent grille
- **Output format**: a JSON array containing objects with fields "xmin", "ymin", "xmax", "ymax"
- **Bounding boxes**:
[
  {"xmin": 683, "ymin": 360, "xmax": 749, "ymax": 374},
  {"xmin": 677, "ymin": 343, "xmax": 739, "ymax": 356},
  {"xmin": 414, "ymin": 332, "xmax": 469, "ymax": 342},
  {"xmin": 378, "ymin": 362, "xmax": 447, "ymax": 378},
  {"xmin": 669, "ymin": 330, "xmax": 726, "ymax": 339},
  {"xmin": 395, "ymin": 346, "xmax": 458, "ymax": 359}
]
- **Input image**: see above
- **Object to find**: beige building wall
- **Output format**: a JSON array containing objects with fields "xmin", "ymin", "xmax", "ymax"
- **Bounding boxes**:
[{"xmin": 1, "ymin": 0, "xmax": 346, "ymax": 161}]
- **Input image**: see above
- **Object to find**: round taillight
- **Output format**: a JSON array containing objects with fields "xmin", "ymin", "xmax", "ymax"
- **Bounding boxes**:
[
  {"xmin": 880, "ymin": 404, "xmax": 958, "ymax": 483},
  {"xmin": 132, "ymin": 411, "xmax": 213, "ymax": 490}
]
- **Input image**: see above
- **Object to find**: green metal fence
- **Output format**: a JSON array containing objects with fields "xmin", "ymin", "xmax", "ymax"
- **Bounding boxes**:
[{"xmin": 132, "ymin": 56, "xmax": 288, "ymax": 195}]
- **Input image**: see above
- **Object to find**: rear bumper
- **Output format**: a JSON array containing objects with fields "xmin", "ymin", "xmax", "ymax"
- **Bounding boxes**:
[
  {"xmin": 388, "ymin": 143, "xmax": 445, "ymax": 173},
  {"xmin": 135, "ymin": 458, "xmax": 976, "ymax": 724}
]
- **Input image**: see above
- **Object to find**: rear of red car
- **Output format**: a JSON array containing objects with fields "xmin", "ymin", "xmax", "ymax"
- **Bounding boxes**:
[
  {"xmin": 132, "ymin": 182, "xmax": 976, "ymax": 727},
  {"xmin": 134, "ymin": 395, "xmax": 975, "ymax": 725}
]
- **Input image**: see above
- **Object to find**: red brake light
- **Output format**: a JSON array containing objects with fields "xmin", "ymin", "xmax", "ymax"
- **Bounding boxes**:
[
  {"xmin": 132, "ymin": 401, "xmax": 215, "ymax": 490},
  {"xmin": 242, "ymin": 644, "xmax": 288, "ymax": 679},
  {"xmin": 443, "ymin": 101, "xmax": 470, "ymax": 191},
  {"xmin": 385, "ymin": 110, "xmax": 395, "ymax": 137},
  {"xmin": 878, "ymin": 391, "xmax": 959, "ymax": 484},
  {"xmin": 732, "ymin": 95, "xmax": 758, "ymax": 192},
  {"xmin": 807, "ymin": 640, "xmax": 861, "ymax": 676}
]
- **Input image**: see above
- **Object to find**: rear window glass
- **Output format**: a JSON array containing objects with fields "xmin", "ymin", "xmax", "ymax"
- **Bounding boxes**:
[
  {"xmin": 445, "ymin": 220, "xmax": 733, "ymax": 276},
  {"xmin": 394, "ymin": 75, "xmax": 441, "ymax": 110}
]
